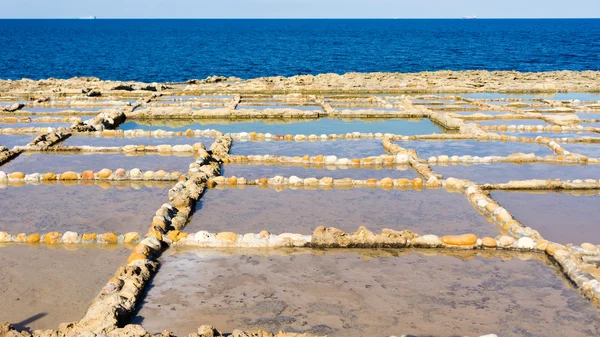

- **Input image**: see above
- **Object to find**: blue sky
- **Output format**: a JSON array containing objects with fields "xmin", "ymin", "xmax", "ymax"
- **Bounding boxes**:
[{"xmin": 2, "ymin": 0, "xmax": 599, "ymax": 18}]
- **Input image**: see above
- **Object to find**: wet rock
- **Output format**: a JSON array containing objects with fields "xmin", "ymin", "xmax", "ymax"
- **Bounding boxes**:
[
  {"xmin": 441, "ymin": 233, "xmax": 478, "ymax": 246},
  {"xmin": 81, "ymin": 170, "xmax": 95, "ymax": 180},
  {"xmin": 44, "ymin": 232, "xmax": 61, "ymax": 244},
  {"xmin": 60, "ymin": 171, "xmax": 79, "ymax": 180},
  {"xmin": 216, "ymin": 232, "xmax": 238, "ymax": 243},
  {"xmin": 101, "ymin": 232, "xmax": 119, "ymax": 244},
  {"xmin": 97, "ymin": 168, "xmax": 113, "ymax": 179},
  {"xmin": 481, "ymin": 237, "xmax": 497, "ymax": 248},
  {"xmin": 43, "ymin": 172, "xmax": 57, "ymax": 180}
]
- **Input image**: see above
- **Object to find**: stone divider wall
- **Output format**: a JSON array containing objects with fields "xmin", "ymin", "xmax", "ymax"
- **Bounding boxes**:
[
  {"xmin": 0, "ymin": 231, "xmax": 142, "ymax": 245},
  {"xmin": 66, "ymin": 135, "xmax": 232, "ymax": 334},
  {"xmin": 0, "ymin": 168, "xmax": 185, "ymax": 182},
  {"xmin": 210, "ymin": 175, "xmax": 427, "ymax": 189}
]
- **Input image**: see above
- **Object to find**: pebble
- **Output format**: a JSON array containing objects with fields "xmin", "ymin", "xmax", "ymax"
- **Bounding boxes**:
[
  {"xmin": 441, "ymin": 234, "xmax": 478, "ymax": 246},
  {"xmin": 517, "ymin": 237, "xmax": 535, "ymax": 249}
]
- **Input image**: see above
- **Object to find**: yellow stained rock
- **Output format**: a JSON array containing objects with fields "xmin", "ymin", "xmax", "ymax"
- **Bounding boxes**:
[
  {"xmin": 43, "ymin": 172, "xmax": 57, "ymax": 180},
  {"xmin": 8, "ymin": 172, "xmax": 25, "ymax": 179},
  {"xmin": 227, "ymin": 177, "xmax": 238, "ymax": 185},
  {"xmin": 379, "ymin": 178, "xmax": 393, "ymax": 186},
  {"xmin": 60, "ymin": 171, "xmax": 79, "ymax": 180},
  {"xmin": 366, "ymin": 178, "xmax": 378, "ymax": 186},
  {"xmin": 123, "ymin": 232, "xmax": 140, "ymax": 243},
  {"xmin": 101, "ymin": 232, "xmax": 119, "ymax": 244},
  {"xmin": 441, "ymin": 234, "xmax": 478, "ymax": 246},
  {"xmin": 155, "ymin": 170, "xmax": 167, "ymax": 177},
  {"xmin": 15, "ymin": 233, "xmax": 26, "ymax": 242},
  {"xmin": 216, "ymin": 232, "xmax": 238, "ymax": 243},
  {"xmin": 411, "ymin": 178, "xmax": 423, "ymax": 187},
  {"xmin": 44, "ymin": 232, "xmax": 62, "ymax": 244},
  {"xmin": 167, "ymin": 230, "xmax": 188, "ymax": 242},
  {"xmin": 82, "ymin": 233, "xmax": 98, "ymax": 242},
  {"xmin": 26, "ymin": 233, "xmax": 41, "ymax": 243},
  {"xmin": 0, "ymin": 232, "xmax": 9, "ymax": 242},
  {"xmin": 546, "ymin": 243, "xmax": 565, "ymax": 255},
  {"xmin": 313, "ymin": 155, "xmax": 324, "ymax": 163},
  {"xmin": 481, "ymin": 237, "xmax": 497, "ymax": 248},
  {"xmin": 97, "ymin": 169, "xmax": 113, "ymax": 179},
  {"xmin": 395, "ymin": 178, "xmax": 410, "ymax": 186},
  {"xmin": 536, "ymin": 240, "xmax": 549, "ymax": 251},
  {"xmin": 127, "ymin": 252, "xmax": 148, "ymax": 264}
]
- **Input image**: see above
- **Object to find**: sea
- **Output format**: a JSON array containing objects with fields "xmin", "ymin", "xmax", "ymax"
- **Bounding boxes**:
[{"xmin": 0, "ymin": 19, "xmax": 599, "ymax": 82}]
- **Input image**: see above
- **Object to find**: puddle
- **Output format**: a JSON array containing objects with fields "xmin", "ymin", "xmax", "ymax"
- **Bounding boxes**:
[
  {"xmin": 221, "ymin": 163, "xmax": 418, "ymax": 180},
  {"xmin": 61, "ymin": 136, "xmax": 214, "ymax": 148},
  {"xmin": 189, "ymin": 188, "xmax": 495, "ymax": 236},
  {"xmin": 0, "ymin": 183, "xmax": 172, "ymax": 233},
  {"xmin": 396, "ymin": 140, "xmax": 554, "ymax": 157},
  {"xmin": 477, "ymin": 119, "xmax": 550, "ymax": 126},
  {"xmin": 133, "ymin": 248, "xmax": 600, "ymax": 337},
  {"xmin": 119, "ymin": 118, "xmax": 442, "ymax": 135},
  {"xmin": 562, "ymin": 143, "xmax": 600, "ymax": 158},
  {"xmin": 0, "ymin": 152, "xmax": 195, "ymax": 172},
  {"xmin": 230, "ymin": 139, "xmax": 385, "ymax": 158},
  {"xmin": 0, "ymin": 135, "xmax": 35, "ymax": 148},
  {"xmin": 0, "ymin": 245, "xmax": 129, "ymax": 331},
  {"xmin": 434, "ymin": 162, "xmax": 600, "ymax": 183},
  {"xmin": 492, "ymin": 191, "xmax": 600, "ymax": 245}
]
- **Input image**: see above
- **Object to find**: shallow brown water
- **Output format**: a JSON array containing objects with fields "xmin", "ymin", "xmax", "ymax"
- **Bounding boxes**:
[
  {"xmin": 0, "ymin": 152, "xmax": 195, "ymax": 173},
  {"xmin": 434, "ymin": 162, "xmax": 600, "ymax": 184},
  {"xmin": 221, "ymin": 163, "xmax": 418, "ymax": 180},
  {"xmin": 0, "ymin": 245, "xmax": 129, "ymax": 332},
  {"xmin": 0, "ymin": 184, "xmax": 172, "ymax": 233},
  {"xmin": 189, "ymin": 187, "xmax": 497, "ymax": 237},
  {"xmin": 492, "ymin": 191, "xmax": 600, "ymax": 245},
  {"xmin": 133, "ymin": 248, "xmax": 600, "ymax": 337}
]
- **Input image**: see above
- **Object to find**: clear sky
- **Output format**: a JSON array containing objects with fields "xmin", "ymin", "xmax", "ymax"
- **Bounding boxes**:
[{"xmin": 2, "ymin": 0, "xmax": 599, "ymax": 18}]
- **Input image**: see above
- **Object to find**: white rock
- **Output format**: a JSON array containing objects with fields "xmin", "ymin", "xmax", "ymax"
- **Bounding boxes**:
[
  {"xmin": 324, "ymin": 155, "xmax": 337, "ymax": 164},
  {"xmin": 0, "ymin": 171, "xmax": 6, "ymax": 181},
  {"xmin": 517, "ymin": 237, "xmax": 535, "ymax": 249},
  {"xmin": 395, "ymin": 154, "xmax": 409, "ymax": 164},
  {"xmin": 289, "ymin": 176, "xmax": 304, "ymax": 186}
]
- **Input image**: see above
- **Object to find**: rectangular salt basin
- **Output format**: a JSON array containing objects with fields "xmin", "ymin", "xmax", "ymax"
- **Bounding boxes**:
[
  {"xmin": 476, "ymin": 119, "xmax": 550, "ymax": 126},
  {"xmin": 492, "ymin": 191, "xmax": 600, "ymax": 245},
  {"xmin": 0, "ymin": 135, "xmax": 35, "ymax": 148},
  {"xmin": 396, "ymin": 140, "xmax": 554, "ymax": 157},
  {"xmin": 222, "ymin": 163, "xmax": 418, "ymax": 180},
  {"xmin": 493, "ymin": 131, "xmax": 596, "ymax": 139},
  {"xmin": 0, "ymin": 122, "xmax": 72, "ymax": 129},
  {"xmin": 62, "ymin": 136, "xmax": 215, "ymax": 148},
  {"xmin": 0, "ymin": 183, "xmax": 172, "ymax": 233},
  {"xmin": 190, "ymin": 188, "xmax": 495, "ymax": 237},
  {"xmin": 0, "ymin": 152, "xmax": 195, "ymax": 173},
  {"xmin": 458, "ymin": 92, "xmax": 600, "ymax": 101},
  {"xmin": 0, "ymin": 245, "xmax": 129, "ymax": 332},
  {"xmin": 562, "ymin": 143, "xmax": 600, "ymax": 158},
  {"xmin": 433, "ymin": 162, "xmax": 600, "ymax": 184},
  {"xmin": 236, "ymin": 105, "xmax": 322, "ymax": 111},
  {"xmin": 230, "ymin": 139, "xmax": 385, "ymax": 158},
  {"xmin": 133, "ymin": 248, "xmax": 600, "ymax": 337},
  {"xmin": 120, "ymin": 118, "xmax": 443, "ymax": 135}
]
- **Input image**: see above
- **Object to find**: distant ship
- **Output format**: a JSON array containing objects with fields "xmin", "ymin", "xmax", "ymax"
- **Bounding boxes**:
[
  {"xmin": 462, "ymin": 15, "xmax": 477, "ymax": 19},
  {"xmin": 78, "ymin": 16, "xmax": 96, "ymax": 19}
]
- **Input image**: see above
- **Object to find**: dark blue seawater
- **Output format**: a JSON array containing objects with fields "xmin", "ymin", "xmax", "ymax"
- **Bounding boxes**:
[{"xmin": 0, "ymin": 19, "xmax": 599, "ymax": 82}]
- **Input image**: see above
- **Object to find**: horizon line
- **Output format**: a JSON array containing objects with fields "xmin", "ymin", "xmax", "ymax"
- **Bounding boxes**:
[{"xmin": 1, "ymin": 17, "xmax": 600, "ymax": 20}]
